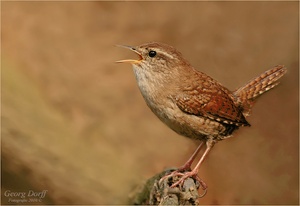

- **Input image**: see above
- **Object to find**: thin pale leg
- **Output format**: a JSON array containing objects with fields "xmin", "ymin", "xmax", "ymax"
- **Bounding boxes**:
[
  {"xmin": 176, "ymin": 141, "xmax": 204, "ymax": 171},
  {"xmin": 159, "ymin": 142, "xmax": 204, "ymax": 184},
  {"xmin": 170, "ymin": 139, "xmax": 215, "ymax": 188}
]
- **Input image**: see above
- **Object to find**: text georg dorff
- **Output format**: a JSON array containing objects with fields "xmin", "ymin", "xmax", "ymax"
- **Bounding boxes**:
[{"xmin": 4, "ymin": 190, "xmax": 48, "ymax": 199}]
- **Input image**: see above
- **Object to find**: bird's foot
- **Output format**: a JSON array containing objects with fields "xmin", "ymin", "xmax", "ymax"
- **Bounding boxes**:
[
  {"xmin": 159, "ymin": 169, "xmax": 207, "ymax": 192},
  {"xmin": 158, "ymin": 162, "xmax": 193, "ymax": 184},
  {"xmin": 159, "ymin": 169, "xmax": 186, "ymax": 186},
  {"xmin": 170, "ymin": 170, "xmax": 207, "ymax": 190}
]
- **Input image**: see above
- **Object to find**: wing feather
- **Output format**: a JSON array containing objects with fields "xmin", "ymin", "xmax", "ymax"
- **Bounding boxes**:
[{"xmin": 174, "ymin": 75, "xmax": 250, "ymax": 126}]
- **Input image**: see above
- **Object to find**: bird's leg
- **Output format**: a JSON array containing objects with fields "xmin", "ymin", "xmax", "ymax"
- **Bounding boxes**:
[
  {"xmin": 159, "ymin": 142, "xmax": 204, "ymax": 184},
  {"xmin": 176, "ymin": 141, "xmax": 205, "ymax": 172},
  {"xmin": 170, "ymin": 139, "xmax": 215, "ymax": 188}
]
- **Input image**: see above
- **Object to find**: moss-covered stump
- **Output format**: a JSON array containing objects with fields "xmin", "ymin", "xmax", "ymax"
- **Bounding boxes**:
[{"xmin": 129, "ymin": 168, "xmax": 207, "ymax": 205}]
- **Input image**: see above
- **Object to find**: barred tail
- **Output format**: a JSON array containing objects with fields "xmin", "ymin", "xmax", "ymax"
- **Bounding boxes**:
[{"xmin": 234, "ymin": 65, "xmax": 287, "ymax": 116}]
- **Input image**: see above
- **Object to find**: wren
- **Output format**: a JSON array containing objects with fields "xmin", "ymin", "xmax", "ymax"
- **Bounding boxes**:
[{"xmin": 117, "ymin": 42, "xmax": 287, "ymax": 189}]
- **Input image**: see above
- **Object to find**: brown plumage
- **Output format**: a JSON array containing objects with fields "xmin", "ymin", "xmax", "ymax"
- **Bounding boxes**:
[
  {"xmin": 117, "ymin": 42, "xmax": 287, "ymax": 190},
  {"xmin": 234, "ymin": 65, "xmax": 287, "ymax": 116}
]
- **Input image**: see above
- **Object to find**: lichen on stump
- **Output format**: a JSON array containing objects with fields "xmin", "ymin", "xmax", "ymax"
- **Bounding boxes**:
[{"xmin": 129, "ymin": 168, "xmax": 206, "ymax": 205}]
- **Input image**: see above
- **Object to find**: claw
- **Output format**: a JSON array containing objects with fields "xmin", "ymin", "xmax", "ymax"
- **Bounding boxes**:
[
  {"xmin": 170, "ymin": 171, "xmax": 198, "ymax": 188},
  {"xmin": 159, "ymin": 169, "xmax": 208, "ymax": 198},
  {"xmin": 198, "ymin": 187, "xmax": 207, "ymax": 198},
  {"xmin": 159, "ymin": 170, "xmax": 185, "ymax": 185},
  {"xmin": 195, "ymin": 175, "xmax": 208, "ymax": 191}
]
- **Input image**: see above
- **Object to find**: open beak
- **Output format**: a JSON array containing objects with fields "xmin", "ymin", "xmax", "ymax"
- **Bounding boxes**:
[{"xmin": 116, "ymin": 45, "xmax": 143, "ymax": 64}]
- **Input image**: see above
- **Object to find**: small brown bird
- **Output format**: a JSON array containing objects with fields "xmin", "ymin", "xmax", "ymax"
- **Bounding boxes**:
[{"xmin": 117, "ymin": 42, "xmax": 287, "ymax": 189}]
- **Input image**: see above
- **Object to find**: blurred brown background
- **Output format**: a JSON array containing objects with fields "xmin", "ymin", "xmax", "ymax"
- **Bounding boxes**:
[{"xmin": 1, "ymin": 1, "xmax": 299, "ymax": 205}]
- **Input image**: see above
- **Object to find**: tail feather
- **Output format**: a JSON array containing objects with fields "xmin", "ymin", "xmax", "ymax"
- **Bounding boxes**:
[{"xmin": 234, "ymin": 65, "xmax": 287, "ymax": 116}]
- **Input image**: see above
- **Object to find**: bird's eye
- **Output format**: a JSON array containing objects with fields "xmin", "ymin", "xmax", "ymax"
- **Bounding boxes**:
[{"xmin": 148, "ymin": 50, "xmax": 156, "ymax": 58}]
